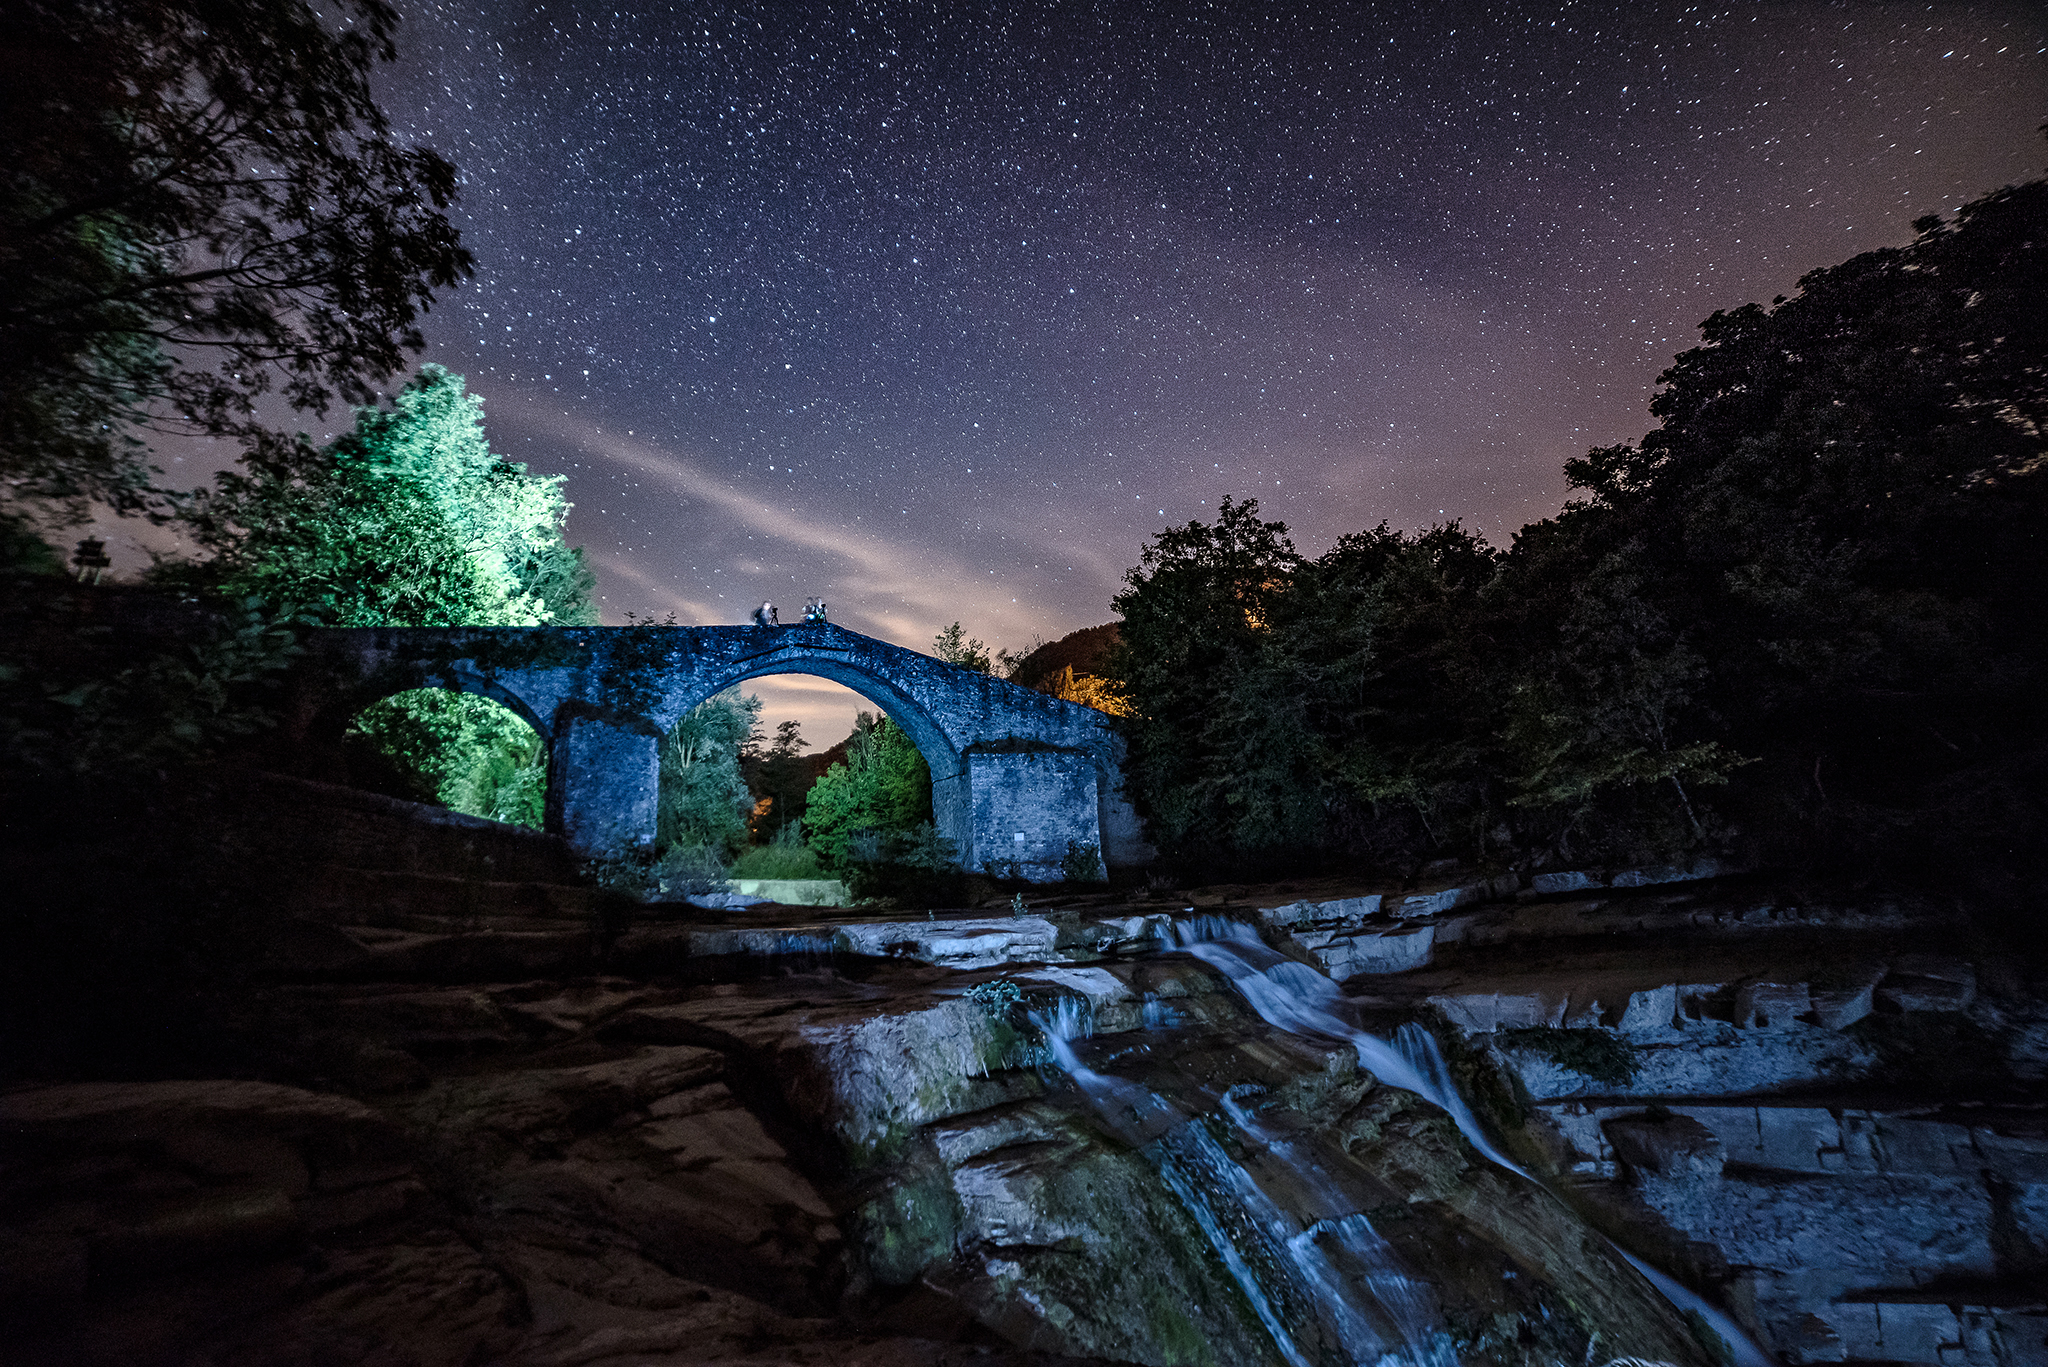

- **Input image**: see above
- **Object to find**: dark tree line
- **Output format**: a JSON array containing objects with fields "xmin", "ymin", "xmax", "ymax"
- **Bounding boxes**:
[{"xmin": 1112, "ymin": 174, "xmax": 2048, "ymax": 900}]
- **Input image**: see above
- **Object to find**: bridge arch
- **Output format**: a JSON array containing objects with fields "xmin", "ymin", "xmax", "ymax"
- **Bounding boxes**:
[
  {"xmin": 307, "ymin": 671, "xmax": 556, "ymax": 828},
  {"xmin": 662, "ymin": 645, "xmax": 971, "ymax": 858}
]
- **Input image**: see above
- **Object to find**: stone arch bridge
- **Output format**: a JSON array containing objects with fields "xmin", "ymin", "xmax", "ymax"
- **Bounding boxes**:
[{"xmin": 286, "ymin": 622, "xmax": 1151, "ymax": 881}]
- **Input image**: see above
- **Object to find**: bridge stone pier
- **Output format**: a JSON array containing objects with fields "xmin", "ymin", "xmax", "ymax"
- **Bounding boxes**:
[{"xmin": 289, "ymin": 622, "xmax": 1152, "ymax": 881}]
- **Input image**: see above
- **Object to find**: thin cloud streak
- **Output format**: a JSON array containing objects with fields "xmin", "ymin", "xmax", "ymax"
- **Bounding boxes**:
[{"xmin": 499, "ymin": 393, "xmax": 1069, "ymax": 647}]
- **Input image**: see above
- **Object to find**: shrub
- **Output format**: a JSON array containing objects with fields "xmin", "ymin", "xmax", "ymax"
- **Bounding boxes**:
[
  {"xmin": 1496, "ymin": 1027, "xmax": 1639, "ymax": 1087},
  {"xmin": 651, "ymin": 843, "xmax": 727, "ymax": 899},
  {"xmin": 844, "ymin": 821, "xmax": 963, "ymax": 906},
  {"xmin": 1061, "ymin": 840, "xmax": 1105, "ymax": 883}
]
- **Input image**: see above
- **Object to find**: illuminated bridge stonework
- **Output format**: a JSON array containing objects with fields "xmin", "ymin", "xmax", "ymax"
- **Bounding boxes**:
[{"xmin": 290, "ymin": 623, "xmax": 1152, "ymax": 881}]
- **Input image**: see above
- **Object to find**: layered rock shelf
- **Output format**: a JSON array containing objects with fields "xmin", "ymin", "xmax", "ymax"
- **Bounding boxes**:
[{"xmin": 5, "ymin": 797, "xmax": 2044, "ymax": 1367}]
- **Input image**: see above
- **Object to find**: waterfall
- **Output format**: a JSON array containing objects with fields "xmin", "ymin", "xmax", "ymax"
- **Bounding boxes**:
[
  {"xmin": 1171, "ymin": 918, "xmax": 1777, "ymax": 1367},
  {"xmin": 1031, "ymin": 998, "xmax": 1456, "ymax": 1367}
]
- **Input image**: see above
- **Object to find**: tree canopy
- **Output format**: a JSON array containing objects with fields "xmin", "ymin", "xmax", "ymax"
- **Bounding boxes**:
[
  {"xmin": 176, "ymin": 365, "xmax": 595, "ymax": 627},
  {"xmin": 658, "ymin": 690, "xmax": 761, "ymax": 860},
  {"xmin": 0, "ymin": 0, "xmax": 470, "ymax": 522},
  {"xmin": 932, "ymin": 621, "xmax": 995, "ymax": 674}
]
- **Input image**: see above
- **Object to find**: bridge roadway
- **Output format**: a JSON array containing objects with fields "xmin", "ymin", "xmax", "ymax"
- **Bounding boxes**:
[{"xmin": 285, "ymin": 621, "xmax": 1150, "ymax": 881}]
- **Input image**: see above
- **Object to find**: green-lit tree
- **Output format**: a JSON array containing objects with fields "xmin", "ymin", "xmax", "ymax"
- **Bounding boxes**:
[
  {"xmin": 168, "ymin": 365, "xmax": 596, "ymax": 826},
  {"xmin": 658, "ymin": 690, "xmax": 761, "ymax": 863},
  {"xmin": 803, "ymin": 713, "xmax": 933, "ymax": 872},
  {"xmin": 181, "ymin": 366, "xmax": 594, "ymax": 627}
]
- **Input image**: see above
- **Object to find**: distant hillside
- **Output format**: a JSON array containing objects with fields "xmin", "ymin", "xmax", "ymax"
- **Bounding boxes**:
[{"xmin": 1007, "ymin": 622, "xmax": 1120, "ymax": 692}]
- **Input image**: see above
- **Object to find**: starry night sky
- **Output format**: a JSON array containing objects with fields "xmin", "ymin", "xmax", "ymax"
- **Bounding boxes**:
[{"xmin": 355, "ymin": 0, "xmax": 2044, "ymax": 737}]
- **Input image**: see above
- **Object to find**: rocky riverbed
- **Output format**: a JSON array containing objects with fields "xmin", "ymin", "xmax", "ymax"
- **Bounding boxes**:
[{"xmin": 4, "ymin": 788, "xmax": 2045, "ymax": 1367}]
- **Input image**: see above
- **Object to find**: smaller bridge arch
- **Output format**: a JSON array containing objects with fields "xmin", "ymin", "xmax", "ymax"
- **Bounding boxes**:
[{"xmin": 292, "ymin": 622, "xmax": 1151, "ymax": 880}]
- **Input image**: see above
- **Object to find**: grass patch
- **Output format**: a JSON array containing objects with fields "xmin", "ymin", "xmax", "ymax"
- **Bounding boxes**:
[
  {"xmin": 730, "ymin": 842, "xmax": 824, "ymax": 879},
  {"xmin": 1496, "ymin": 1027, "xmax": 1640, "ymax": 1087}
]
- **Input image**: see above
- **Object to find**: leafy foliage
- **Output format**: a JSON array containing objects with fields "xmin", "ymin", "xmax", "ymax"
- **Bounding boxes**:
[
  {"xmin": 932, "ymin": 621, "xmax": 994, "ymax": 673},
  {"xmin": 163, "ymin": 365, "xmax": 596, "ymax": 824},
  {"xmin": 729, "ymin": 831, "xmax": 825, "ymax": 881},
  {"xmin": 1, "ymin": 592, "xmax": 304, "ymax": 777},
  {"xmin": 344, "ymin": 688, "xmax": 544, "ymax": 828},
  {"xmin": 0, "ymin": 512, "xmax": 66, "ymax": 576},
  {"xmin": 0, "ymin": 0, "xmax": 471, "ymax": 523},
  {"xmin": 842, "ymin": 820, "xmax": 963, "ymax": 904},
  {"xmin": 803, "ymin": 712, "xmax": 935, "ymax": 871},
  {"xmin": 658, "ymin": 689, "xmax": 761, "ymax": 861},
  {"xmin": 1040, "ymin": 664, "xmax": 1131, "ymax": 716},
  {"xmin": 965, "ymin": 976, "xmax": 1028, "ymax": 1022},
  {"xmin": 177, "ymin": 366, "xmax": 594, "ymax": 628},
  {"xmin": 743, "ymin": 717, "xmax": 812, "ymax": 838}
]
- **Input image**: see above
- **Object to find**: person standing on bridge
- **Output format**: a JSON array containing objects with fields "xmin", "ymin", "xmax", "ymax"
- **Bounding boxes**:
[{"xmin": 751, "ymin": 602, "xmax": 779, "ymax": 626}]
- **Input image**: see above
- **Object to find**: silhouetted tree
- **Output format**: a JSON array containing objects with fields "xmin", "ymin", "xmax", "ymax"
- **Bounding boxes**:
[{"xmin": 0, "ymin": 0, "xmax": 470, "ymax": 523}]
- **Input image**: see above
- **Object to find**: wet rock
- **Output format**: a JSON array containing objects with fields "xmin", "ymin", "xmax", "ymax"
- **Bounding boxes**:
[
  {"xmin": 263, "ymin": 984, "xmax": 523, "ymax": 1054},
  {"xmin": 1807, "ymin": 972, "xmax": 1881, "ymax": 1031},
  {"xmin": 1300, "ymin": 923, "xmax": 1436, "ymax": 979},
  {"xmin": 1427, "ymin": 989, "xmax": 1569, "ymax": 1033},
  {"xmin": 1529, "ymin": 858, "xmax": 1739, "ymax": 896},
  {"xmin": 609, "ymin": 979, "xmax": 1047, "ymax": 1162},
  {"xmin": 1614, "ymin": 985, "xmax": 1680, "ymax": 1037},
  {"xmin": 1783, "ymin": 1310, "xmax": 1846, "ymax": 1363},
  {"xmin": 1255, "ymin": 893, "xmax": 1384, "ymax": 928},
  {"xmin": 0, "ymin": 1079, "xmax": 514, "ymax": 1367},
  {"xmin": 399, "ymin": 1044, "xmax": 726, "ymax": 1145},
  {"xmin": 350, "ymin": 926, "xmax": 601, "ymax": 981},
  {"xmin": 488, "ymin": 979, "xmax": 666, "ymax": 1038},
  {"xmin": 832, "ymin": 917, "xmax": 1062, "ymax": 968}
]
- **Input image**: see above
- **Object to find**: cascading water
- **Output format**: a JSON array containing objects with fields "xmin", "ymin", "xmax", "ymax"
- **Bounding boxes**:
[
  {"xmin": 1030, "ymin": 991, "xmax": 1457, "ymax": 1367},
  {"xmin": 1170, "ymin": 917, "xmax": 1777, "ymax": 1367}
]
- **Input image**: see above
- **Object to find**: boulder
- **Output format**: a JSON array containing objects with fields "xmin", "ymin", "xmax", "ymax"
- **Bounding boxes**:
[
  {"xmin": 1255, "ymin": 893, "xmax": 1384, "ymax": 928},
  {"xmin": 831, "ymin": 917, "xmax": 1062, "ymax": 969},
  {"xmin": 1395, "ymin": 873, "xmax": 1519, "ymax": 918},
  {"xmin": 1616, "ymin": 985, "xmax": 1680, "ymax": 1037},
  {"xmin": 1328, "ymin": 924, "xmax": 1436, "ymax": 979},
  {"xmin": 1427, "ymin": 989, "xmax": 1569, "ymax": 1033},
  {"xmin": 1530, "ymin": 858, "xmax": 1738, "ymax": 896},
  {"xmin": 1604, "ymin": 1113, "xmax": 1726, "ymax": 1178},
  {"xmin": 1807, "ymin": 972, "xmax": 1880, "ymax": 1031},
  {"xmin": 1876, "ymin": 959, "xmax": 1976, "ymax": 1014}
]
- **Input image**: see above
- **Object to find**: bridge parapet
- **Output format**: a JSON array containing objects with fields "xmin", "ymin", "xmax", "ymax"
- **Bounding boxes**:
[{"xmin": 292, "ymin": 623, "xmax": 1151, "ymax": 880}]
